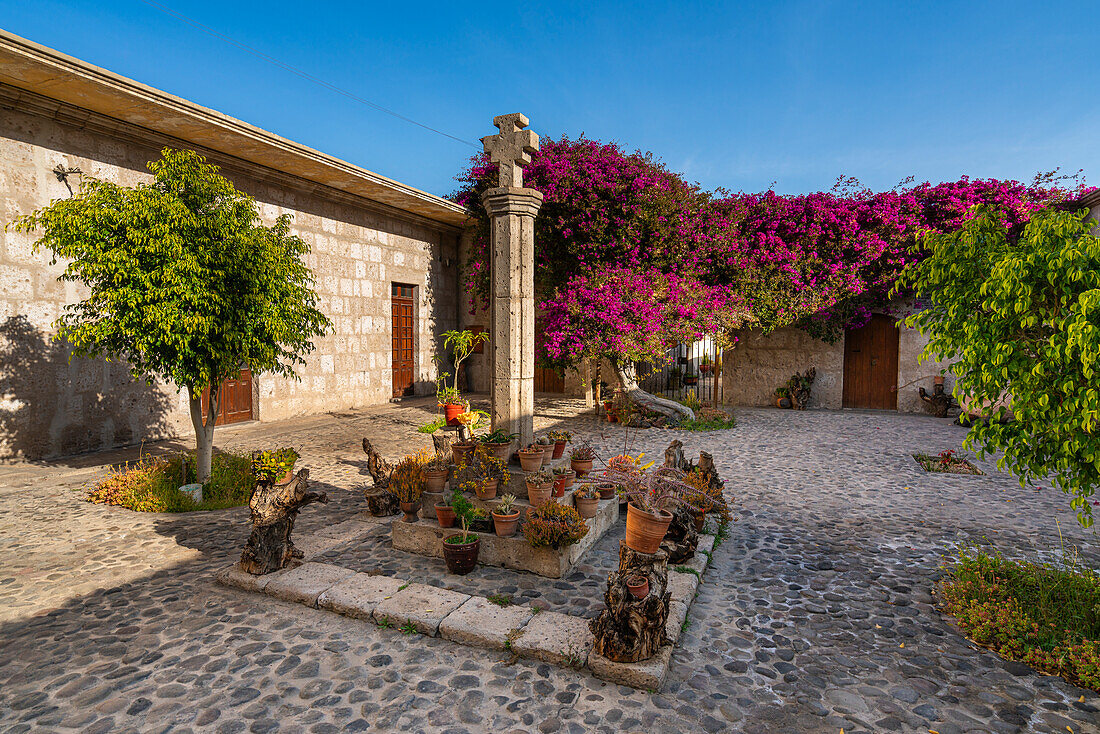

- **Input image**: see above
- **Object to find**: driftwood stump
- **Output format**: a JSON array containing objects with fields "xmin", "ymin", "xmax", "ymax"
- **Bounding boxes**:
[
  {"xmin": 590, "ymin": 544, "xmax": 671, "ymax": 662},
  {"xmin": 239, "ymin": 466, "xmax": 327, "ymax": 575},
  {"xmin": 660, "ymin": 503, "xmax": 699, "ymax": 563},
  {"xmin": 361, "ymin": 438, "xmax": 399, "ymax": 516}
]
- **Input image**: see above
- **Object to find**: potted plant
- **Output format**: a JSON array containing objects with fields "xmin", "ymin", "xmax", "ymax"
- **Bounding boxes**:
[
  {"xmin": 626, "ymin": 575, "xmax": 649, "ymax": 599},
  {"xmin": 604, "ymin": 465, "xmax": 700, "ymax": 554},
  {"xmin": 525, "ymin": 469, "xmax": 555, "ymax": 508},
  {"xmin": 491, "ymin": 494, "xmax": 521, "ymax": 537},
  {"xmin": 570, "ymin": 442, "xmax": 596, "ymax": 476},
  {"xmin": 251, "ymin": 448, "xmax": 300, "ymax": 484},
  {"xmin": 435, "ymin": 490, "xmax": 456, "ymax": 528},
  {"xmin": 535, "ymin": 435, "xmax": 554, "ymax": 467},
  {"xmin": 572, "ymin": 483, "xmax": 599, "ymax": 519},
  {"xmin": 423, "ymin": 452, "xmax": 450, "ymax": 494},
  {"xmin": 443, "ymin": 493, "xmax": 480, "ymax": 575},
  {"xmin": 775, "ymin": 386, "xmax": 792, "ymax": 409},
  {"xmin": 388, "ymin": 453, "xmax": 426, "ymax": 523},
  {"xmin": 477, "ymin": 428, "xmax": 518, "ymax": 462},
  {"xmin": 517, "ymin": 443, "xmax": 544, "ymax": 472},
  {"xmin": 451, "ymin": 438, "xmax": 477, "ymax": 466},
  {"xmin": 682, "ymin": 368, "xmax": 698, "ymax": 387},
  {"xmin": 553, "ymin": 465, "xmax": 576, "ymax": 493},
  {"xmin": 522, "ymin": 501, "xmax": 590, "ymax": 549},
  {"xmin": 699, "ymin": 355, "xmax": 713, "ymax": 375},
  {"xmin": 547, "ymin": 429, "xmax": 572, "ymax": 459}
]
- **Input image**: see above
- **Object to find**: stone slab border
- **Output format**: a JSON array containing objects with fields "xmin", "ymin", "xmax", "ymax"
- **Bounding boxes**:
[{"xmin": 216, "ymin": 532, "xmax": 717, "ymax": 690}]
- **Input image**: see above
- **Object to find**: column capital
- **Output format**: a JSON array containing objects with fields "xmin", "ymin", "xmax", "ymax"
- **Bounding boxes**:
[{"xmin": 480, "ymin": 187, "xmax": 544, "ymax": 218}]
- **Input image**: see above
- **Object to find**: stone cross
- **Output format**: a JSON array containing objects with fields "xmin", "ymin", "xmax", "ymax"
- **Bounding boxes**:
[{"xmin": 482, "ymin": 113, "xmax": 539, "ymax": 188}]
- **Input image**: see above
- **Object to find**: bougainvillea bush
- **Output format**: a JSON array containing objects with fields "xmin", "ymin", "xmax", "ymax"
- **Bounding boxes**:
[{"xmin": 453, "ymin": 137, "xmax": 1084, "ymax": 369}]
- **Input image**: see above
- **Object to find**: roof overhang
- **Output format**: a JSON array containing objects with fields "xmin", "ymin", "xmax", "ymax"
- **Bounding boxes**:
[{"xmin": 0, "ymin": 29, "xmax": 470, "ymax": 229}]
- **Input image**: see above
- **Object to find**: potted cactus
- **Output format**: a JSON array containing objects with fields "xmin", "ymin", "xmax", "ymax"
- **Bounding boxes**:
[
  {"xmin": 435, "ymin": 490, "xmax": 456, "ymax": 528},
  {"xmin": 491, "ymin": 494, "xmax": 521, "ymax": 537},
  {"xmin": 423, "ymin": 452, "xmax": 450, "ymax": 494},
  {"xmin": 572, "ymin": 483, "xmax": 599, "ymax": 519},
  {"xmin": 552, "ymin": 465, "xmax": 576, "ymax": 494},
  {"xmin": 525, "ymin": 469, "xmax": 554, "ymax": 508},
  {"xmin": 477, "ymin": 428, "xmax": 518, "ymax": 463},
  {"xmin": 535, "ymin": 435, "xmax": 554, "ymax": 467}
]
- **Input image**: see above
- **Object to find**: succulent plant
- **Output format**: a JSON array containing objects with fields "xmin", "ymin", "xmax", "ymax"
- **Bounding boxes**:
[
  {"xmin": 494, "ymin": 493, "xmax": 517, "ymax": 515},
  {"xmin": 527, "ymin": 469, "xmax": 554, "ymax": 485}
]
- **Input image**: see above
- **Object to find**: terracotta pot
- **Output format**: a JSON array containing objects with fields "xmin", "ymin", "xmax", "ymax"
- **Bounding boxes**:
[
  {"xmin": 484, "ymin": 441, "xmax": 514, "ymax": 463},
  {"xmin": 573, "ymin": 492, "xmax": 599, "ymax": 519},
  {"xmin": 518, "ymin": 450, "xmax": 542, "ymax": 472},
  {"xmin": 571, "ymin": 458, "xmax": 593, "ymax": 477},
  {"xmin": 597, "ymin": 482, "xmax": 617, "ymax": 500},
  {"xmin": 424, "ymin": 469, "xmax": 449, "ymax": 494},
  {"xmin": 608, "ymin": 415, "xmax": 617, "ymax": 423},
  {"xmin": 683, "ymin": 376, "xmax": 698, "ymax": 386},
  {"xmin": 492, "ymin": 510, "xmax": 521, "ymax": 537},
  {"xmin": 435, "ymin": 504, "xmax": 456, "ymax": 528},
  {"xmin": 933, "ymin": 375, "xmax": 945, "ymax": 386},
  {"xmin": 278, "ymin": 469, "xmax": 295, "ymax": 484},
  {"xmin": 552, "ymin": 475, "xmax": 568, "ymax": 497},
  {"xmin": 699, "ymin": 364, "xmax": 712, "ymax": 374},
  {"xmin": 442, "ymin": 534, "xmax": 480, "ymax": 575},
  {"xmin": 451, "ymin": 441, "xmax": 476, "ymax": 466},
  {"xmin": 551, "ymin": 440, "xmax": 567, "ymax": 459},
  {"xmin": 443, "ymin": 403, "xmax": 465, "ymax": 426},
  {"xmin": 526, "ymin": 481, "xmax": 553, "ymax": 508},
  {"xmin": 475, "ymin": 478, "xmax": 498, "ymax": 500},
  {"xmin": 624, "ymin": 504, "xmax": 673, "ymax": 554},
  {"xmin": 399, "ymin": 500, "xmax": 421, "ymax": 523},
  {"xmin": 557, "ymin": 469, "xmax": 576, "ymax": 490},
  {"xmin": 626, "ymin": 576, "xmax": 649, "ymax": 599},
  {"xmin": 776, "ymin": 396, "xmax": 792, "ymax": 409},
  {"xmin": 538, "ymin": 444, "xmax": 554, "ymax": 467}
]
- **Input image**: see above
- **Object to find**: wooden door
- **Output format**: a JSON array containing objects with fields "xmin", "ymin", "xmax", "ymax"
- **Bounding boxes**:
[
  {"xmin": 391, "ymin": 283, "xmax": 415, "ymax": 398},
  {"xmin": 842, "ymin": 315, "xmax": 899, "ymax": 410},
  {"xmin": 201, "ymin": 368, "xmax": 254, "ymax": 425},
  {"xmin": 533, "ymin": 326, "xmax": 564, "ymax": 393}
]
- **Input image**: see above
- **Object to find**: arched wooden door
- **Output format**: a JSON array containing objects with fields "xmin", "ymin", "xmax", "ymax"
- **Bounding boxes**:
[{"xmin": 842, "ymin": 315, "xmax": 899, "ymax": 410}]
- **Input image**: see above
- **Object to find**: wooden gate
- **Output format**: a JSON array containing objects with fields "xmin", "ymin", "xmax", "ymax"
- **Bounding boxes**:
[
  {"xmin": 533, "ymin": 326, "xmax": 564, "ymax": 393},
  {"xmin": 201, "ymin": 368, "xmax": 254, "ymax": 425},
  {"xmin": 391, "ymin": 283, "xmax": 415, "ymax": 398},
  {"xmin": 842, "ymin": 314, "xmax": 899, "ymax": 410}
]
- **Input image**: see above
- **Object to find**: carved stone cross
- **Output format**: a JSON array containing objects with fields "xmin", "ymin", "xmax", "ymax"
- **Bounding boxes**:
[{"xmin": 482, "ymin": 113, "xmax": 539, "ymax": 188}]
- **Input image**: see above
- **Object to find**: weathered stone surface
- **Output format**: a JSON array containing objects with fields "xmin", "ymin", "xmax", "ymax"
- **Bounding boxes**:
[
  {"xmin": 262, "ymin": 562, "xmax": 356, "ymax": 606},
  {"xmin": 316, "ymin": 573, "xmax": 408, "ymax": 620},
  {"xmin": 588, "ymin": 644, "xmax": 673, "ymax": 690},
  {"xmin": 665, "ymin": 600, "xmax": 689, "ymax": 644},
  {"xmin": 438, "ymin": 597, "xmax": 534, "ymax": 650},
  {"xmin": 215, "ymin": 563, "xmax": 286, "ymax": 593},
  {"xmin": 667, "ymin": 568, "xmax": 699, "ymax": 602},
  {"xmin": 372, "ymin": 583, "xmax": 470, "ymax": 636},
  {"xmin": 510, "ymin": 611, "xmax": 593, "ymax": 666}
]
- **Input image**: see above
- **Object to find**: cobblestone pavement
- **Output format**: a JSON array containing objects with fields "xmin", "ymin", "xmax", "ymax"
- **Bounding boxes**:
[{"xmin": 1, "ymin": 399, "xmax": 1099, "ymax": 733}]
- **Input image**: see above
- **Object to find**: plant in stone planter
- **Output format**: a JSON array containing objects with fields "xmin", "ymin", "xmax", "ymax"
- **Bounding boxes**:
[
  {"xmin": 477, "ymin": 428, "xmax": 518, "ymax": 462},
  {"xmin": 518, "ymin": 443, "xmax": 544, "ymax": 472},
  {"xmin": 522, "ymin": 500, "xmax": 589, "ymax": 549},
  {"xmin": 572, "ymin": 483, "xmax": 600, "ymax": 519},
  {"xmin": 570, "ymin": 441, "xmax": 596, "ymax": 476},
  {"xmin": 443, "ymin": 493, "xmax": 481, "ymax": 574},
  {"xmin": 251, "ymin": 448, "xmax": 300, "ymax": 484},
  {"xmin": 604, "ymin": 465, "xmax": 701, "ymax": 554},
  {"xmin": 389, "ymin": 453, "xmax": 427, "ymax": 523},
  {"xmin": 491, "ymin": 493, "xmax": 521, "ymax": 537},
  {"xmin": 525, "ymin": 469, "xmax": 555, "ymax": 508},
  {"xmin": 547, "ymin": 429, "xmax": 573, "ymax": 459}
]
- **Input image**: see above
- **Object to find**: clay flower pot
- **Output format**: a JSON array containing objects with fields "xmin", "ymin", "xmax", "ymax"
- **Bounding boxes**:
[
  {"xmin": 424, "ymin": 469, "xmax": 449, "ymax": 494},
  {"xmin": 484, "ymin": 441, "xmax": 514, "ymax": 463},
  {"xmin": 597, "ymin": 482, "xmax": 617, "ymax": 501},
  {"xmin": 526, "ymin": 480, "xmax": 553, "ymax": 508},
  {"xmin": 451, "ymin": 441, "xmax": 477, "ymax": 466},
  {"xmin": 538, "ymin": 444, "xmax": 554, "ymax": 467},
  {"xmin": 699, "ymin": 364, "xmax": 712, "ymax": 375},
  {"xmin": 776, "ymin": 396, "xmax": 792, "ymax": 409},
  {"xmin": 435, "ymin": 503, "xmax": 456, "ymax": 528},
  {"xmin": 475, "ymin": 478, "xmax": 498, "ymax": 501},
  {"xmin": 518, "ymin": 450, "xmax": 543, "ymax": 472},
  {"xmin": 624, "ymin": 504, "xmax": 673, "ymax": 554},
  {"xmin": 443, "ymin": 403, "xmax": 465, "ymax": 426},
  {"xmin": 626, "ymin": 576, "xmax": 649, "ymax": 599},
  {"xmin": 556, "ymin": 470, "xmax": 576, "ymax": 490},
  {"xmin": 492, "ymin": 509, "xmax": 521, "ymax": 537},
  {"xmin": 573, "ymin": 492, "xmax": 599, "ymax": 519},
  {"xmin": 399, "ymin": 500, "xmax": 421, "ymax": 523},
  {"xmin": 442, "ymin": 534, "xmax": 480, "ymax": 575},
  {"xmin": 551, "ymin": 440, "xmax": 567, "ymax": 459},
  {"xmin": 552, "ymin": 475, "xmax": 568, "ymax": 498},
  {"xmin": 571, "ymin": 458, "xmax": 593, "ymax": 477}
]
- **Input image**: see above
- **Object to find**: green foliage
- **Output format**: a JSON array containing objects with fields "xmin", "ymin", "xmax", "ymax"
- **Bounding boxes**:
[
  {"xmin": 438, "ymin": 329, "xmax": 489, "ymax": 394},
  {"xmin": 477, "ymin": 429, "xmax": 518, "ymax": 444},
  {"xmin": 939, "ymin": 545, "xmax": 1100, "ymax": 691},
  {"xmin": 677, "ymin": 407, "xmax": 738, "ymax": 432},
  {"xmin": 522, "ymin": 501, "xmax": 589, "ymax": 549},
  {"xmin": 913, "ymin": 450, "xmax": 982, "ymax": 475},
  {"xmin": 487, "ymin": 593, "xmax": 513, "ymax": 607},
  {"xmin": 388, "ymin": 452, "xmax": 428, "ymax": 502},
  {"xmin": 86, "ymin": 450, "xmax": 253, "ymax": 512},
  {"xmin": 417, "ymin": 418, "xmax": 446, "ymax": 434},
  {"xmin": 899, "ymin": 206, "xmax": 1100, "ymax": 527},
  {"xmin": 250, "ymin": 448, "xmax": 300, "ymax": 483}
]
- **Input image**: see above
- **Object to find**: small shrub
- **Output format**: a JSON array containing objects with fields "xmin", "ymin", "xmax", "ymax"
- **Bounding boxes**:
[
  {"xmin": 389, "ymin": 451, "xmax": 430, "ymax": 502},
  {"xmin": 678, "ymin": 407, "xmax": 737, "ymax": 432},
  {"xmin": 939, "ymin": 545, "xmax": 1100, "ymax": 692},
  {"xmin": 522, "ymin": 501, "xmax": 589, "ymax": 549},
  {"xmin": 914, "ymin": 450, "xmax": 982, "ymax": 475},
  {"xmin": 87, "ymin": 450, "xmax": 253, "ymax": 512},
  {"xmin": 251, "ymin": 448, "xmax": 299, "ymax": 483}
]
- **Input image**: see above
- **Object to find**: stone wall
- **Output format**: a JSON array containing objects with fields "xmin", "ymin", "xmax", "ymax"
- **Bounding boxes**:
[{"xmin": 0, "ymin": 92, "xmax": 460, "ymax": 460}]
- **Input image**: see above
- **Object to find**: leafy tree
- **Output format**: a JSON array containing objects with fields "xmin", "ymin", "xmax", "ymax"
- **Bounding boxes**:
[
  {"xmin": 899, "ymin": 206, "xmax": 1100, "ymax": 528},
  {"xmin": 10, "ymin": 148, "xmax": 331, "ymax": 482}
]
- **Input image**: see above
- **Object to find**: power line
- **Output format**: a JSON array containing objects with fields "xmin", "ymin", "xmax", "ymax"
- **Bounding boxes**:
[{"xmin": 136, "ymin": 0, "xmax": 479, "ymax": 149}]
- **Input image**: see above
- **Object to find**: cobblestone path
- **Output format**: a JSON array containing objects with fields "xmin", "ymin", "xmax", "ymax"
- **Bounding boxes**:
[{"xmin": 1, "ymin": 400, "xmax": 1098, "ymax": 733}]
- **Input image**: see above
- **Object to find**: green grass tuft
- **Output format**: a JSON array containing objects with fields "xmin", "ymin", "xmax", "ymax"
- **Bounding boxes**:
[{"xmin": 86, "ymin": 451, "xmax": 254, "ymax": 512}]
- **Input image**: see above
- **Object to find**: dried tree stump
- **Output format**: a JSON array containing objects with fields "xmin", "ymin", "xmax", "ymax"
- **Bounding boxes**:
[
  {"xmin": 660, "ymin": 503, "xmax": 699, "ymax": 564},
  {"xmin": 361, "ymin": 438, "xmax": 399, "ymax": 516},
  {"xmin": 239, "ymin": 466, "xmax": 327, "ymax": 575},
  {"xmin": 590, "ymin": 543, "xmax": 671, "ymax": 662}
]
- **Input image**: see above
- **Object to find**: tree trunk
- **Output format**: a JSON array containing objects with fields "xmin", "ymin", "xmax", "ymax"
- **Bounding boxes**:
[
  {"xmin": 613, "ymin": 359, "xmax": 695, "ymax": 422},
  {"xmin": 590, "ymin": 544, "xmax": 671, "ymax": 662},
  {"xmin": 361, "ymin": 438, "xmax": 399, "ymax": 516},
  {"xmin": 239, "ymin": 464, "xmax": 328, "ymax": 575},
  {"xmin": 187, "ymin": 384, "xmax": 219, "ymax": 484},
  {"xmin": 660, "ymin": 503, "xmax": 699, "ymax": 564}
]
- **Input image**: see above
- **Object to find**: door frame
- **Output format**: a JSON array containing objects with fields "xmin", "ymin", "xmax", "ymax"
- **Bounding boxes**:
[{"xmin": 391, "ymin": 282, "xmax": 417, "ymax": 398}]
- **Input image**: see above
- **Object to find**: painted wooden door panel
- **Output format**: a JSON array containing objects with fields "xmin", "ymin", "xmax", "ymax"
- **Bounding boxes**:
[
  {"xmin": 391, "ymin": 283, "xmax": 415, "ymax": 398},
  {"xmin": 842, "ymin": 315, "xmax": 899, "ymax": 410}
]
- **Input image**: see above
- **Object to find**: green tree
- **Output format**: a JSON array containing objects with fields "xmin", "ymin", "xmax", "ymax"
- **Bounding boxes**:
[
  {"xmin": 10, "ymin": 148, "xmax": 331, "ymax": 482},
  {"xmin": 899, "ymin": 206, "xmax": 1100, "ymax": 528}
]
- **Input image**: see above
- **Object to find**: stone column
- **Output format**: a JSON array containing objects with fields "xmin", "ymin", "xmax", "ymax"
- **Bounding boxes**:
[{"xmin": 480, "ymin": 113, "xmax": 542, "ymax": 447}]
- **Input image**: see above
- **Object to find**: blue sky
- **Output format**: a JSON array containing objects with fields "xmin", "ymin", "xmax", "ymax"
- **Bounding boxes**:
[{"xmin": 2, "ymin": 1, "xmax": 1094, "ymax": 198}]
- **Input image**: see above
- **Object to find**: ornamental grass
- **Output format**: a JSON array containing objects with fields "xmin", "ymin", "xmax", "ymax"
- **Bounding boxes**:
[
  {"xmin": 86, "ymin": 451, "xmax": 253, "ymax": 512},
  {"xmin": 939, "ymin": 545, "xmax": 1100, "ymax": 692}
]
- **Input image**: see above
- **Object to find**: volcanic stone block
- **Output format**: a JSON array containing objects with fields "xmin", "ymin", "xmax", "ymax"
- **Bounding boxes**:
[
  {"xmin": 215, "ymin": 563, "xmax": 286, "ymax": 593},
  {"xmin": 317, "ymin": 573, "xmax": 408, "ymax": 620},
  {"xmin": 588, "ymin": 644, "xmax": 674, "ymax": 690},
  {"xmin": 510, "ymin": 610, "xmax": 593, "ymax": 666},
  {"xmin": 263, "ymin": 562, "xmax": 356, "ymax": 607},
  {"xmin": 439, "ymin": 596, "xmax": 535, "ymax": 650},
  {"xmin": 667, "ymin": 568, "xmax": 699, "ymax": 602},
  {"xmin": 665, "ymin": 600, "xmax": 690, "ymax": 644},
  {"xmin": 372, "ymin": 583, "xmax": 470, "ymax": 636}
]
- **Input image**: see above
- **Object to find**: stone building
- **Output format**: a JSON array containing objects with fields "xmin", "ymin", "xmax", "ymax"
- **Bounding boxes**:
[{"xmin": 0, "ymin": 30, "xmax": 467, "ymax": 460}]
